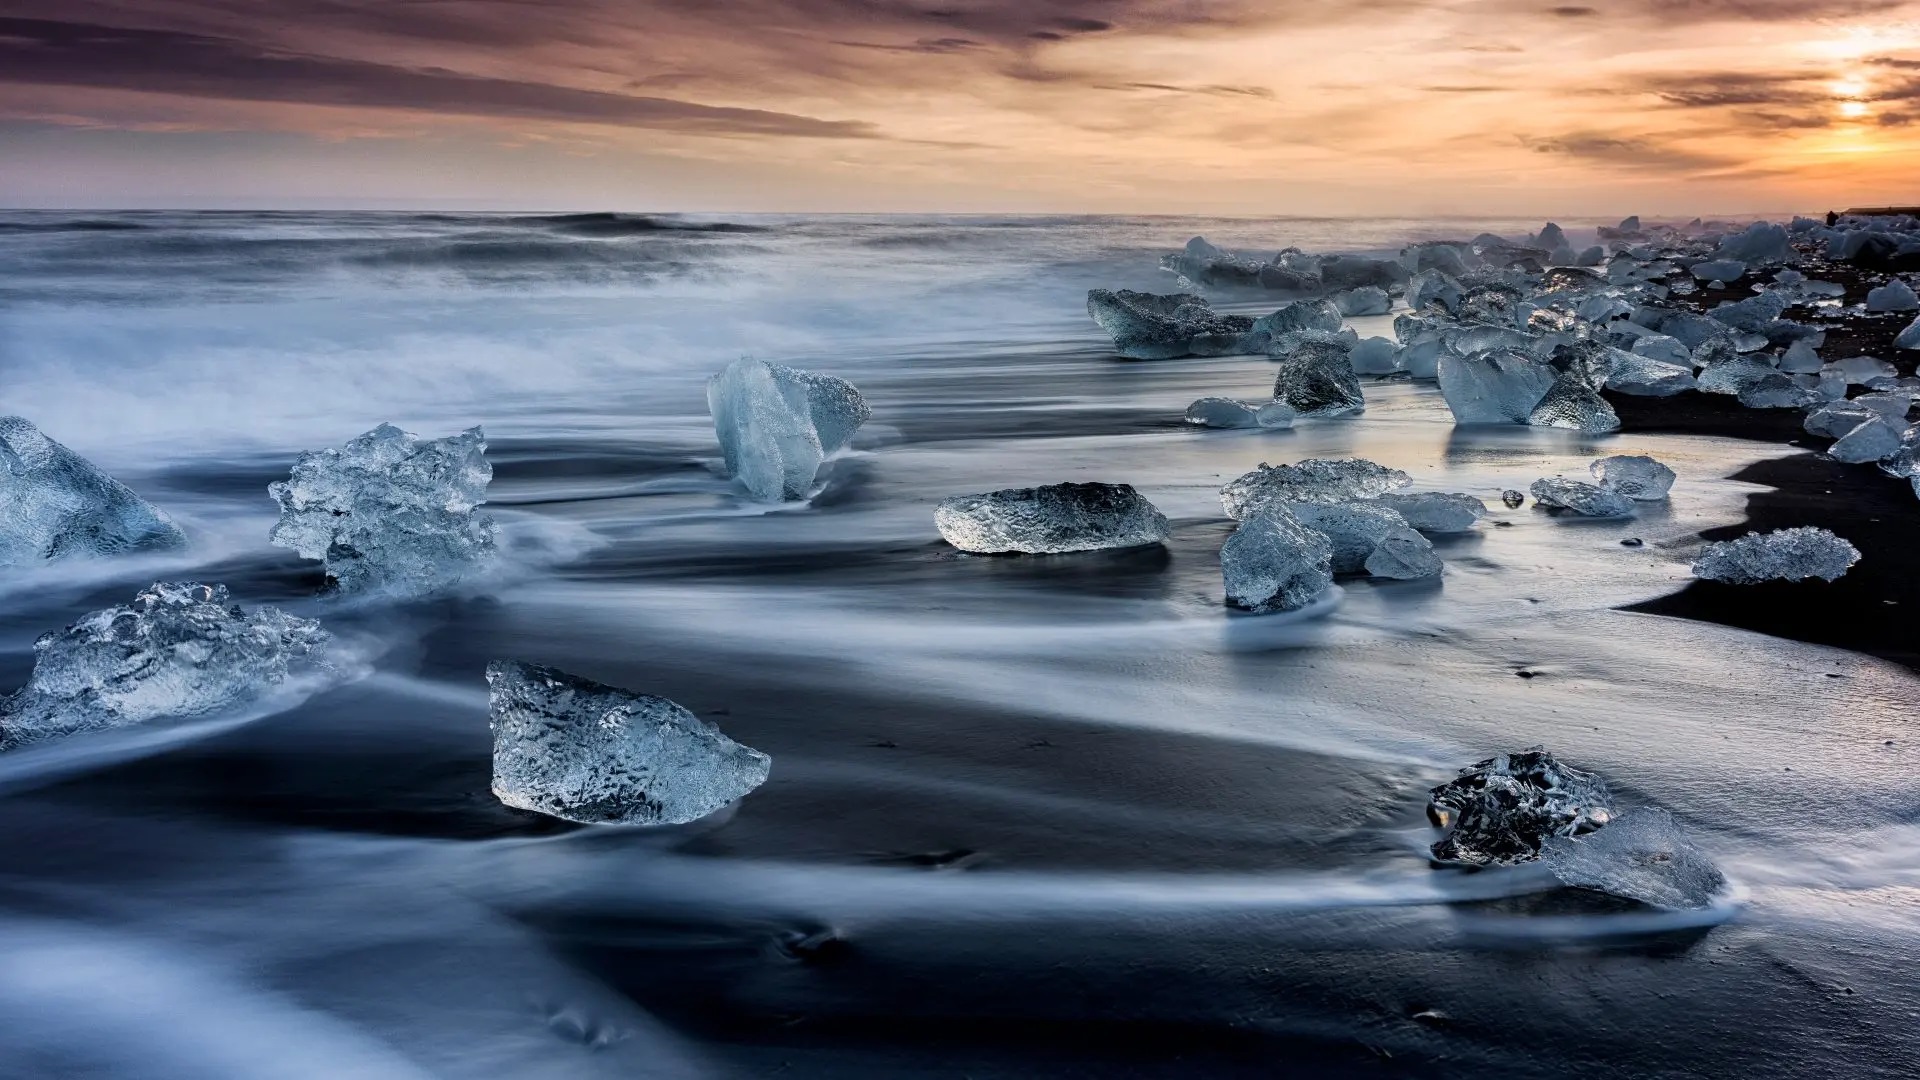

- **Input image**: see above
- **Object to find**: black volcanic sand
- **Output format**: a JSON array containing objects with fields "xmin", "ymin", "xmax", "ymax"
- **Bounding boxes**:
[{"xmin": 1609, "ymin": 248, "xmax": 1920, "ymax": 670}]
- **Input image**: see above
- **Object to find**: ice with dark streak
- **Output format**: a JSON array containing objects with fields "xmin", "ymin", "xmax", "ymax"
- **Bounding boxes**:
[
  {"xmin": 1530, "ymin": 477, "xmax": 1635, "ymax": 518},
  {"xmin": 1427, "ymin": 748, "xmax": 1614, "ymax": 866},
  {"xmin": 268, "ymin": 423, "xmax": 496, "ymax": 594},
  {"xmin": 0, "ymin": 416, "xmax": 186, "ymax": 567},
  {"xmin": 1590, "ymin": 454, "xmax": 1676, "ymax": 500},
  {"xmin": 708, "ymin": 358, "xmax": 871, "ymax": 502},
  {"xmin": 1527, "ymin": 372, "xmax": 1621, "ymax": 433},
  {"xmin": 1219, "ymin": 458, "xmax": 1412, "ymax": 520},
  {"xmin": 1692, "ymin": 527, "xmax": 1860, "ymax": 583},
  {"xmin": 0, "ymin": 582, "xmax": 328, "ymax": 751},
  {"xmin": 1267, "ymin": 333, "xmax": 1366, "ymax": 417},
  {"xmin": 1542, "ymin": 807, "xmax": 1726, "ymax": 910},
  {"xmin": 1289, "ymin": 502, "xmax": 1441, "ymax": 579},
  {"xmin": 935, "ymin": 482, "xmax": 1170, "ymax": 555},
  {"xmin": 1220, "ymin": 507, "xmax": 1335, "ymax": 614},
  {"xmin": 487, "ymin": 660, "xmax": 770, "ymax": 826}
]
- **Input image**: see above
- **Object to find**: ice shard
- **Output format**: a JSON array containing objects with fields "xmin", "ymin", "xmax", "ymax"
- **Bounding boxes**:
[
  {"xmin": 1427, "ymin": 748, "xmax": 1614, "ymax": 867},
  {"xmin": 0, "ymin": 582, "xmax": 328, "ymax": 751},
  {"xmin": 0, "ymin": 416, "xmax": 186, "ymax": 567},
  {"xmin": 1590, "ymin": 454, "xmax": 1675, "ymax": 500},
  {"xmin": 1184, "ymin": 398, "xmax": 1295, "ymax": 430},
  {"xmin": 1268, "ymin": 334, "xmax": 1365, "ymax": 417},
  {"xmin": 1692, "ymin": 527, "xmax": 1859, "ymax": 583},
  {"xmin": 1437, "ymin": 350, "xmax": 1557, "ymax": 424},
  {"xmin": 1604, "ymin": 353, "xmax": 1696, "ymax": 397},
  {"xmin": 1530, "ymin": 477, "xmax": 1635, "ymax": 518},
  {"xmin": 935, "ymin": 482, "xmax": 1170, "ymax": 554},
  {"xmin": 1527, "ymin": 373, "xmax": 1621, "ymax": 433},
  {"xmin": 1290, "ymin": 502, "xmax": 1441, "ymax": 579},
  {"xmin": 1541, "ymin": 807, "xmax": 1725, "ymax": 910},
  {"xmin": 269, "ymin": 423, "xmax": 497, "ymax": 594},
  {"xmin": 1367, "ymin": 491, "xmax": 1487, "ymax": 533},
  {"xmin": 1220, "ymin": 507, "xmax": 1335, "ymax": 614},
  {"xmin": 487, "ymin": 660, "xmax": 770, "ymax": 826},
  {"xmin": 1086, "ymin": 289, "xmax": 1258, "ymax": 360},
  {"xmin": 1220, "ymin": 458, "xmax": 1412, "ymax": 519}
]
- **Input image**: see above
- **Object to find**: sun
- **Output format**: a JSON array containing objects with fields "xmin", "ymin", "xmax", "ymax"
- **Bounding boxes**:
[{"xmin": 1840, "ymin": 100, "xmax": 1870, "ymax": 119}]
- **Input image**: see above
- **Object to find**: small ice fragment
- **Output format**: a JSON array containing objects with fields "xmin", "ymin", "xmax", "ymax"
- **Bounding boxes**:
[
  {"xmin": 1220, "ymin": 507, "xmax": 1335, "ymax": 613},
  {"xmin": 1529, "ymin": 477, "xmax": 1634, "ymax": 518},
  {"xmin": 1692, "ymin": 527, "xmax": 1859, "ymax": 583},
  {"xmin": 1691, "ymin": 258, "xmax": 1746, "ymax": 282},
  {"xmin": 1501, "ymin": 489, "xmax": 1526, "ymax": 509},
  {"xmin": 1184, "ymin": 398, "xmax": 1295, "ymax": 429},
  {"xmin": 1220, "ymin": 458, "xmax": 1412, "ymax": 519},
  {"xmin": 1269, "ymin": 335, "xmax": 1365, "ymax": 417},
  {"xmin": 1527, "ymin": 373, "xmax": 1621, "ymax": 433},
  {"xmin": 1541, "ymin": 807, "xmax": 1725, "ymax": 910},
  {"xmin": 1629, "ymin": 335, "xmax": 1692, "ymax": 366},
  {"xmin": 1290, "ymin": 502, "xmax": 1441, "ymax": 578},
  {"xmin": 0, "ymin": 416, "xmax": 186, "ymax": 567},
  {"xmin": 0, "ymin": 582, "xmax": 327, "ymax": 751},
  {"xmin": 935, "ymin": 482, "xmax": 1170, "ymax": 554},
  {"xmin": 1367, "ymin": 491, "xmax": 1487, "ymax": 533},
  {"xmin": 1437, "ymin": 349, "xmax": 1557, "ymax": 424},
  {"xmin": 1333, "ymin": 286, "xmax": 1391, "ymax": 317},
  {"xmin": 1086, "ymin": 289, "xmax": 1257, "ymax": 359},
  {"xmin": 1427, "ymin": 748, "xmax": 1614, "ymax": 866},
  {"xmin": 268, "ymin": 423, "xmax": 496, "ymax": 595},
  {"xmin": 1866, "ymin": 278, "xmax": 1919, "ymax": 313},
  {"xmin": 1829, "ymin": 418, "xmax": 1904, "ymax": 463},
  {"xmin": 1779, "ymin": 339, "xmax": 1822, "ymax": 373},
  {"xmin": 486, "ymin": 660, "xmax": 769, "ymax": 826},
  {"xmin": 1590, "ymin": 454, "xmax": 1675, "ymax": 500}
]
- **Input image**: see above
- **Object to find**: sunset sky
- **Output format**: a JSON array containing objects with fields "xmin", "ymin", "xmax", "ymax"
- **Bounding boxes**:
[{"xmin": 4, "ymin": 1, "xmax": 1920, "ymax": 213}]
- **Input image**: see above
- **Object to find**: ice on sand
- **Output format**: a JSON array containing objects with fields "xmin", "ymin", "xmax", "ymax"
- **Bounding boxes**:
[
  {"xmin": 1368, "ymin": 491, "xmax": 1487, "ymax": 533},
  {"xmin": 935, "ymin": 482, "xmax": 1170, "ymax": 554},
  {"xmin": 269, "ymin": 423, "xmax": 496, "ymax": 595},
  {"xmin": 1605, "ymin": 353, "xmax": 1696, "ymax": 397},
  {"xmin": 1530, "ymin": 477, "xmax": 1634, "ymax": 518},
  {"xmin": 1866, "ymin": 278, "xmax": 1919, "ymax": 313},
  {"xmin": 1437, "ymin": 350, "xmax": 1557, "ymax": 424},
  {"xmin": 1542, "ymin": 807, "xmax": 1725, "ymax": 910},
  {"xmin": 0, "ymin": 583, "xmax": 327, "ymax": 751},
  {"xmin": 1828, "ymin": 418, "xmax": 1904, "ymax": 463},
  {"xmin": 1590, "ymin": 454, "xmax": 1675, "ymax": 500},
  {"xmin": 1184, "ymin": 398, "xmax": 1295, "ymax": 430},
  {"xmin": 1085, "ymin": 289, "xmax": 1257, "ymax": 360},
  {"xmin": 1220, "ymin": 458, "xmax": 1412, "ymax": 520},
  {"xmin": 1692, "ymin": 527, "xmax": 1859, "ymax": 583},
  {"xmin": 708, "ymin": 359, "xmax": 871, "ymax": 502},
  {"xmin": 1527, "ymin": 372, "xmax": 1621, "ymax": 433},
  {"xmin": 487, "ymin": 660, "xmax": 769, "ymax": 826},
  {"xmin": 1290, "ymin": 502, "xmax": 1441, "ymax": 579},
  {"xmin": 1333, "ymin": 286, "xmax": 1391, "ymax": 317},
  {"xmin": 1220, "ymin": 507, "xmax": 1335, "ymax": 614},
  {"xmin": 1253, "ymin": 299, "xmax": 1344, "ymax": 337},
  {"xmin": 0, "ymin": 416, "xmax": 186, "ymax": 567},
  {"xmin": 1268, "ymin": 335, "xmax": 1365, "ymax": 417},
  {"xmin": 1427, "ymin": 748, "xmax": 1614, "ymax": 866}
]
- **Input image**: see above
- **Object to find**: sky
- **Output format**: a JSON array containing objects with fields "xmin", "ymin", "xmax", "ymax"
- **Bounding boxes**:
[{"xmin": 3, "ymin": 0, "xmax": 1920, "ymax": 214}]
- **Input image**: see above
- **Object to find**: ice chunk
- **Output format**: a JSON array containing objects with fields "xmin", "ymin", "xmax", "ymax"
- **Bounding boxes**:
[
  {"xmin": 1220, "ymin": 507, "xmax": 1335, "ymax": 613},
  {"xmin": 486, "ymin": 660, "xmax": 769, "ymax": 826},
  {"xmin": 1220, "ymin": 458, "xmax": 1412, "ymax": 519},
  {"xmin": 1427, "ymin": 748, "xmax": 1614, "ymax": 866},
  {"xmin": 1437, "ymin": 349, "xmax": 1557, "ymax": 424},
  {"xmin": 1693, "ymin": 527, "xmax": 1859, "ymax": 583},
  {"xmin": 1867, "ymin": 278, "xmax": 1919, "ymax": 313},
  {"xmin": 1290, "ymin": 502, "xmax": 1441, "ymax": 579},
  {"xmin": 1826, "ymin": 356, "xmax": 1899, "ymax": 385},
  {"xmin": 1350, "ymin": 336, "xmax": 1400, "ymax": 375},
  {"xmin": 1269, "ymin": 335, "xmax": 1365, "ymax": 417},
  {"xmin": 1713, "ymin": 221, "xmax": 1793, "ymax": 265},
  {"xmin": 268, "ymin": 423, "xmax": 496, "ymax": 594},
  {"xmin": 1184, "ymin": 397, "xmax": 1296, "ymax": 429},
  {"xmin": 706, "ymin": 360, "xmax": 869, "ymax": 501},
  {"xmin": 0, "ymin": 417, "xmax": 186, "ymax": 567},
  {"xmin": 1527, "ymin": 372, "xmax": 1621, "ymax": 433},
  {"xmin": 1828, "ymin": 418, "xmax": 1904, "ymax": 463},
  {"xmin": 0, "ymin": 582, "xmax": 327, "ymax": 751},
  {"xmin": 935, "ymin": 482, "xmax": 1170, "ymax": 554},
  {"xmin": 1629, "ymin": 335, "xmax": 1692, "ymax": 366},
  {"xmin": 1897, "ymin": 315, "xmax": 1920, "ymax": 351},
  {"xmin": 1694, "ymin": 354, "xmax": 1780, "ymax": 396},
  {"xmin": 1502, "ymin": 489, "xmax": 1526, "ymax": 508},
  {"xmin": 1319, "ymin": 255, "xmax": 1406, "ymax": 294},
  {"xmin": 1333, "ymin": 286, "xmax": 1391, "ymax": 317},
  {"xmin": 1591, "ymin": 454, "xmax": 1675, "ymax": 500},
  {"xmin": 1086, "ymin": 289, "xmax": 1257, "ymax": 359},
  {"xmin": 1530, "ymin": 477, "xmax": 1634, "ymax": 518},
  {"xmin": 1253, "ymin": 299, "xmax": 1344, "ymax": 337},
  {"xmin": 1368, "ymin": 491, "xmax": 1487, "ymax": 533},
  {"xmin": 1407, "ymin": 269, "xmax": 1462, "ymax": 314},
  {"xmin": 1541, "ymin": 807, "xmax": 1724, "ymax": 910},
  {"xmin": 1709, "ymin": 292, "xmax": 1790, "ymax": 333},
  {"xmin": 1459, "ymin": 283, "xmax": 1525, "ymax": 325},
  {"xmin": 1804, "ymin": 397, "xmax": 1908, "ymax": 439},
  {"xmin": 1691, "ymin": 258, "xmax": 1746, "ymax": 282},
  {"xmin": 1779, "ymin": 339, "xmax": 1823, "ymax": 373},
  {"xmin": 1605, "ymin": 353, "xmax": 1696, "ymax": 397}
]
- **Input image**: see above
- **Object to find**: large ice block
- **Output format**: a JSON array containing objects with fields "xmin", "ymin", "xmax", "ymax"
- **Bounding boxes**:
[
  {"xmin": 1692, "ymin": 527, "xmax": 1859, "ymax": 583},
  {"xmin": 0, "ymin": 417, "xmax": 186, "ymax": 567},
  {"xmin": 708, "ymin": 359, "xmax": 871, "ymax": 502},
  {"xmin": 935, "ymin": 482, "xmax": 1170, "ymax": 554},
  {"xmin": 1220, "ymin": 507, "xmax": 1335, "ymax": 613},
  {"xmin": 1427, "ymin": 748, "xmax": 1614, "ymax": 866},
  {"xmin": 1220, "ymin": 458, "xmax": 1412, "ymax": 519}
]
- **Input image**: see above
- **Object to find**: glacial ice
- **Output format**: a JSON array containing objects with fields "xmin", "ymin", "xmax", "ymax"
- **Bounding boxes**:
[
  {"xmin": 486, "ymin": 660, "xmax": 770, "ymax": 826},
  {"xmin": 0, "ymin": 582, "xmax": 328, "ymax": 751},
  {"xmin": 935, "ymin": 482, "xmax": 1170, "ymax": 554},
  {"xmin": 1694, "ymin": 354, "xmax": 1781, "ymax": 396},
  {"xmin": 1827, "ymin": 356, "xmax": 1899, "ymax": 385},
  {"xmin": 1407, "ymin": 269, "xmax": 1462, "ymax": 314},
  {"xmin": 1268, "ymin": 334, "xmax": 1365, "ymax": 417},
  {"xmin": 1829, "ymin": 418, "xmax": 1905, "ymax": 463},
  {"xmin": 1290, "ymin": 502, "xmax": 1441, "ymax": 579},
  {"xmin": 1692, "ymin": 527, "xmax": 1859, "ymax": 583},
  {"xmin": 1527, "ymin": 372, "xmax": 1621, "ymax": 433},
  {"xmin": 1541, "ymin": 807, "xmax": 1725, "ymax": 910},
  {"xmin": 1427, "ymin": 748, "xmax": 1614, "ymax": 866},
  {"xmin": 1220, "ymin": 507, "xmax": 1336, "ymax": 614},
  {"xmin": 1779, "ymin": 339, "xmax": 1823, "ymax": 373},
  {"xmin": 268, "ymin": 423, "xmax": 497, "ymax": 595},
  {"xmin": 0, "ymin": 417, "xmax": 186, "ymax": 567},
  {"xmin": 1712, "ymin": 221, "xmax": 1793, "ymax": 265},
  {"xmin": 1333, "ymin": 286, "xmax": 1391, "ymax": 317},
  {"xmin": 1368, "ymin": 491, "xmax": 1487, "ymax": 533},
  {"xmin": 1629, "ymin": 335, "xmax": 1692, "ymax": 366},
  {"xmin": 1690, "ymin": 259, "xmax": 1746, "ymax": 282},
  {"xmin": 1866, "ymin": 278, "xmax": 1919, "ymax": 313},
  {"xmin": 1086, "ymin": 289, "xmax": 1257, "ymax": 359},
  {"xmin": 1736, "ymin": 373, "xmax": 1821, "ymax": 410},
  {"xmin": 1350, "ymin": 336, "xmax": 1401, "ymax": 375},
  {"xmin": 1708, "ymin": 292, "xmax": 1790, "ymax": 333},
  {"xmin": 1590, "ymin": 454, "xmax": 1675, "ymax": 500},
  {"xmin": 1436, "ymin": 349, "xmax": 1557, "ymax": 424},
  {"xmin": 1897, "ymin": 315, "xmax": 1920, "ymax": 351},
  {"xmin": 1459, "ymin": 283, "xmax": 1525, "ymax": 325},
  {"xmin": 1219, "ymin": 458, "xmax": 1412, "ymax": 519},
  {"xmin": 1804, "ymin": 397, "xmax": 1908, "ymax": 439},
  {"xmin": 1529, "ymin": 477, "xmax": 1635, "ymax": 518},
  {"xmin": 706, "ymin": 359, "xmax": 870, "ymax": 501},
  {"xmin": 1605, "ymin": 353, "xmax": 1696, "ymax": 397},
  {"xmin": 1254, "ymin": 299, "xmax": 1345, "ymax": 337},
  {"xmin": 1184, "ymin": 398, "xmax": 1296, "ymax": 430}
]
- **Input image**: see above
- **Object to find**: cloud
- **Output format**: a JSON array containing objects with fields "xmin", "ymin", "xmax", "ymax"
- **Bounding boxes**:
[
  {"xmin": 0, "ymin": 16, "xmax": 879, "ymax": 137},
  {"xmin": 1521, "ymin": 132, "xmax": 1735, "ymax": 171}
]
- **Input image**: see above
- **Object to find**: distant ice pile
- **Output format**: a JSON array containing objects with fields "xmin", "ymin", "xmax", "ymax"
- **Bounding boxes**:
[
  {"xmin": 1692, "ymin": 527, "xmax": 1859, "ymax": 583},
  {"xmin": 708, "ymin": 358, "xmax": 871, "ymax": 502},
  {"xmin": 0, "ymin": 583, "xmax": 327, "ymax": 751},
  {"xmin": 1590, "ymin": 454, "xmax": 1675, "ymax": 500},
  {"xmin": 1427, "ymin": 748, "xmax": 1613, "ymax": 867},
  {"xmin": 487, "ymin": 660, "xmax": 770, "ymax": 826},
  {"xmin": 0, "ymin": 417, "xmax": 186, "ymax": 567},
  {"xmin": 1220, "ymin": 506, "xmax": 1335, "ymax": 613},
  {"xmin": 1541, "ymin": 807, "xmax": 1726, "ymax": 910},
  {"xmin": 935, "ymin": 482, "xmax": 1170, "ymax": 554},
  {"xmin": 269, "ymin": 423, "xmax": 496, "ymax": 595}
]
